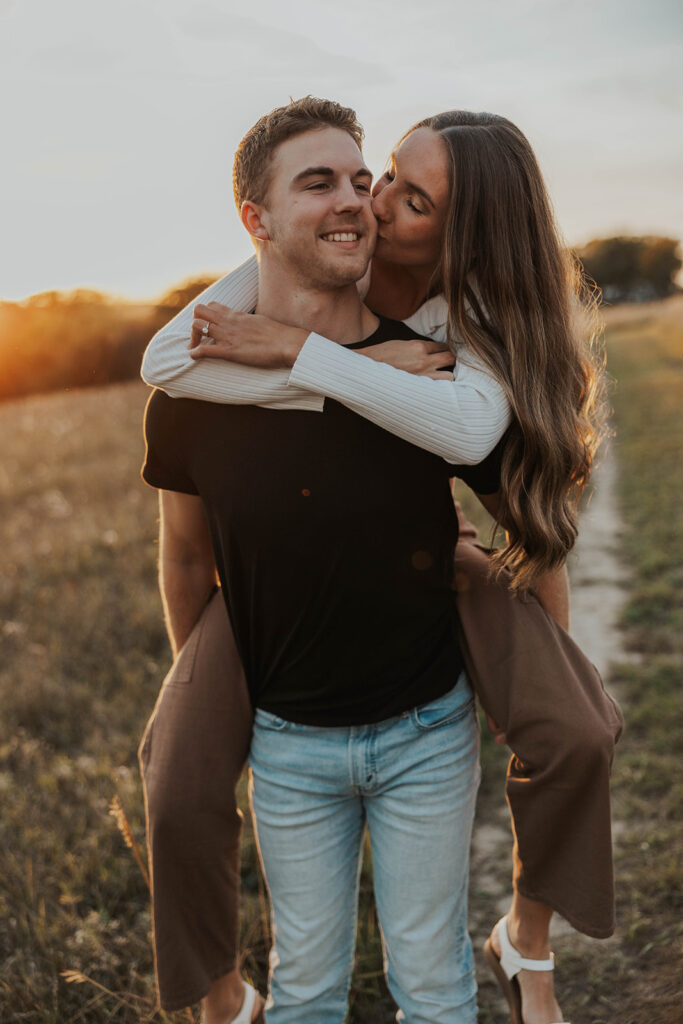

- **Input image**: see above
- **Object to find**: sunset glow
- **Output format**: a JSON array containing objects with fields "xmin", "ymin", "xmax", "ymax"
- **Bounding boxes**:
[{"xmin": 1, "ymin": 0, "xmax": 682, "ymax": 302}]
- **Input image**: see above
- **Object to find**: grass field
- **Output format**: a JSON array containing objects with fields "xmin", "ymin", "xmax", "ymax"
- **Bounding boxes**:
[{"xmin": 0, "ymin": 299, "xmax": 681, "ymax": 1021}]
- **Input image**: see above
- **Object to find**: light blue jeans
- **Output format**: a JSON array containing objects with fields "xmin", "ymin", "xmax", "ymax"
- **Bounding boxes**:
[{"xmin": 248, "ymin": 672, "xmax": 480, "ymax": 1024}]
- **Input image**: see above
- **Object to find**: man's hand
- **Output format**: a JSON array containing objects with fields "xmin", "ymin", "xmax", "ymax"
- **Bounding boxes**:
[
  {"xmin": 357, "ymin": 338, "xmax": 455, "ymax": 379},
  {"xmin": 191, "ymin": 301, "xmax": 308, "ymax": 368},
  {"xmin": 485, "ymin": 713, "xmax": 508, "ymax": 745}
]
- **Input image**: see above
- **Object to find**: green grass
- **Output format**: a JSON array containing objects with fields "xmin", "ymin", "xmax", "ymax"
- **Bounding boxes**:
[
  {"xmin": 589, "ymin": 302, "xmax": 683, "ymax": 1021},
  {"xmin": 515, "ymin": 297, "xmax": 683, "ymax": 1024},
  {"xmin": 1, "ymin": 298, "xmax": 681, "ymax": 1021}
]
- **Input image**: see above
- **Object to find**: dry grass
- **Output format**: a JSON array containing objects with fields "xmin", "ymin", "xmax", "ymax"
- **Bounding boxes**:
[{"xmin": 1, "ymin": 299, "xmax": 681, "ymax": 1022}]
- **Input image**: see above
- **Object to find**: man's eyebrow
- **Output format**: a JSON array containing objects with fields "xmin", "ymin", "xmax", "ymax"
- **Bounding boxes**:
[{"xmin": 292, "ymin": 165, "xmax": 373, "ymax": 185}]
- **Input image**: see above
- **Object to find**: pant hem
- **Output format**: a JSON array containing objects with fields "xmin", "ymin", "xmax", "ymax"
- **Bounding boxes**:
[
  {"xmin": 515, "ymin": 883, "xmax": 616, "ymax": 939},
  {"xmin": 157, "ymin": 958, "xmax": 238, "ymax": 1012}
]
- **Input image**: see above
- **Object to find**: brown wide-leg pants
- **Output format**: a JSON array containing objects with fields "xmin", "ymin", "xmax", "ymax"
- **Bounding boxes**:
[{"xmin": 139, "ymin": 539, "xmax": 624, "ymax": 1012}]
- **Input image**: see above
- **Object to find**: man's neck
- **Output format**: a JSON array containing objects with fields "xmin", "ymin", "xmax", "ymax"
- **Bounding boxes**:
[
  {"xmin": 255, "ymin": 260, "xmax": 379, "ymax": 345},
  {"xmin": 367, "ymin": 258, "xmax": 438, "ymax": 320}
]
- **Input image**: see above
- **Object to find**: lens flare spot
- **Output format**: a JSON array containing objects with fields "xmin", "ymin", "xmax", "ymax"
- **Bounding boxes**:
[{"xmin": 411, "ymin": 550, "xmax": 433, "ymax": 571}]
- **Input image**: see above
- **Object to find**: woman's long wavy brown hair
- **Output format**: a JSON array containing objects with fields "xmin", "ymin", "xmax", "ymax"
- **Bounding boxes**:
[{"xmin": 408, "ymin": 111, "xmax": 607, "ymax": 591}]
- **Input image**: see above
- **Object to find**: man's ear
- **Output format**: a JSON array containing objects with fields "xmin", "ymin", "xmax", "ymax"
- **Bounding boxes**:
[{"xmin": 241, "ymin": 200, "xmax": 270, "ymax": 242}]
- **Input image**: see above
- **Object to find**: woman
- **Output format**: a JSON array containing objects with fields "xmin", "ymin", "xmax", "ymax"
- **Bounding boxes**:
[{"xmin": 140, "ymin": 110, "xmax": 621, "ymax": 1024}]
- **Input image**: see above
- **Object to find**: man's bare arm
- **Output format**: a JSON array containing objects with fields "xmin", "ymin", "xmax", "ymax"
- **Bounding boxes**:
[
  {"xmin": 475, "ymin": 491, "xmax": 570, "ymax": 630},
  {"xmin": 158, "ymin": 490, "xmax": 218, "ymax": 656}
]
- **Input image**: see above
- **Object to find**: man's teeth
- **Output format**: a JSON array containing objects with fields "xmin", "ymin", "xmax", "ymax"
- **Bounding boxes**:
[{"xmin": 322, "ymin": 232, "xmax": 359, "ymax": 242}]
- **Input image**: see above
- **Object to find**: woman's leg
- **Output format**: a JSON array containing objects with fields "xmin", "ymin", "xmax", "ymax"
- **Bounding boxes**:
[
  {"xmin": 487, "ymin": 859, "xmax": 563, "ymax": 1024},
  {"xmin": 453, "ymin": 536, "xmax": 623, "ymax": 1022},
  {"xmin": 139, "ymin": 588, "xmax": 261, "ymax": 1018}
]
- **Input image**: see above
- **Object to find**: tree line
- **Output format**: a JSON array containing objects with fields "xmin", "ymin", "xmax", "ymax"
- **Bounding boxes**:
[
  {"xmin": 0, "ymin": 236, "xmax": 680, "ymax": 402},
  {"xmin": 0, "ymin": 277, "xmax": 216, "ymax": 403},
  {"xmin": 577, "ymin": 235, "xmax": 681, "ymax": 303}
]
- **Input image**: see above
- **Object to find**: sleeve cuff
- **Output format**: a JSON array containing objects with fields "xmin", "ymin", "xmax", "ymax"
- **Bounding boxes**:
[{"xmin": 288, "ymin": 333, "xmax": 338, "ymax": 389}]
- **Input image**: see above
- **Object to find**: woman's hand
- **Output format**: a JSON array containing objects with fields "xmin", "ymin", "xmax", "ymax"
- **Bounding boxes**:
[
  {"xmin": 191, "ymin": 301, "xmax": 308, "ymax": 369},
  {"xmin": 357, "ymin": 339, "xmax": 455, "ymax": 379}
]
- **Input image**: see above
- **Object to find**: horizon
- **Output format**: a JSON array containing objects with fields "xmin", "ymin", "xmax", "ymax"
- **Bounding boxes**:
[{"xmin": 2, "ymin": 0, "xmax": 682, "ymax": 302}]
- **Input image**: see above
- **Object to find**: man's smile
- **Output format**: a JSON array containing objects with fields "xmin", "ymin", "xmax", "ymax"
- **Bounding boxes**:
[{"xmin": 319, "ymin": 228, "xmax": 364, "ymax": 248}]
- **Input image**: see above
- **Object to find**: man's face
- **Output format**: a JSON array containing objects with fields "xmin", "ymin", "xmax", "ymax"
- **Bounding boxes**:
[{"xmin": 259, "ymin": 127, "xmax": 377, "ymax": 289}]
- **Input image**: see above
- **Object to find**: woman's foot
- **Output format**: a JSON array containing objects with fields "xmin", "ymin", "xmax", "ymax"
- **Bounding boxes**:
[
  {"xmin": 485, "ymin": 916, "xmax": 567, "ymax": 1024},
  {"xmin": 201, "ymin": 969, "xmax": 265, "ymax": 1024}
]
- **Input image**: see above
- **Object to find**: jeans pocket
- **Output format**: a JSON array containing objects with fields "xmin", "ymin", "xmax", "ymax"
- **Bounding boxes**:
[
  {"xmin": 254, "ymin": 707, "xmax": 291, "ymax": 732},
  {"xmin": 411, "ymin": 674, "xmax": 475, "ymax": 731}
]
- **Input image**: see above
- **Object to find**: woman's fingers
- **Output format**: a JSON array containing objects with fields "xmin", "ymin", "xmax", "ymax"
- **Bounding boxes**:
[
  {"xmin": 190, "ymin": 341, "xmax": 232, "ymax": 360},
  {"xmin": 420, "ymin": 341, "xmax": 451, "ymax": 354},
  {"xmin": 194, "ymin": 302, "xmax": 224, "ymax": 320},
  {"xmin": 190, "ymin": 318, "xmax": 213, "ymax": 348},
  {"xmin": 361, "ymin": 339, "xmax": 454, "ymax": 374},
  {"xmin": 190, "ymin": 302, "xmax": 244, "ymax": 348}
]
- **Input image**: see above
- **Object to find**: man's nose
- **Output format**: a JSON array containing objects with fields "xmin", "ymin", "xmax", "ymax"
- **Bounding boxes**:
[{"xmin": 334, "ymin": 179, "xmax": 364, "ymax": 212}]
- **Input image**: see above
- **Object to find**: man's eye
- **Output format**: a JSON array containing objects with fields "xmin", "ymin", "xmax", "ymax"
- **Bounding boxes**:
[
  {"xmin": 355, "ymin": 182, "xmax": 371, "ymax": 192},
  {"xmin": 308, "ymin": 182, "xmax": 329, "ymax": 190}
]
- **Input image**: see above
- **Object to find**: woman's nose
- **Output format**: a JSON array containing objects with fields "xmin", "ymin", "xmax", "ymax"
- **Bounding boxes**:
[{"xmin": 371, "ymin": 186, "xmax": 390, "ymax": 222}]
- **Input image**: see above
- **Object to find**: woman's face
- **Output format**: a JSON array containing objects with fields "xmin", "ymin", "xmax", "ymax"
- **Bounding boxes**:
[{"xmin": 371, "ymin": 127, "xmax": 451, "ymax": 269}]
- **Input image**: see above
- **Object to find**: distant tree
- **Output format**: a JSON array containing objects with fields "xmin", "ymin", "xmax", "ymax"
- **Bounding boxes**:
[
  {"xmin": 578, "ymin": 236, "xmax": 681, "ymax": 303},
  {"xmin": 637, "ymin": 238, "xmax": 682, "ymax": 297},
  {"xmin": 0, "ymin": 273, "xmax": 228, "ymax": 402},
  {"xmin": 155, "ymin": 275, "xmax": 220, "ymax": 317}
]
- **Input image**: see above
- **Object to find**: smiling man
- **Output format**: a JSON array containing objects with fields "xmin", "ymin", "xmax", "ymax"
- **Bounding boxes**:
[{"xmin": 142, "ymin": 97, "xmax": 503, "ymax": 1024}]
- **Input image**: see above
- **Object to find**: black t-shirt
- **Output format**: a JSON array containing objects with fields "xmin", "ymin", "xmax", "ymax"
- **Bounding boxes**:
[{"xmin": 142, "ymin": 315, "xmax": 502, "ymax": 726}]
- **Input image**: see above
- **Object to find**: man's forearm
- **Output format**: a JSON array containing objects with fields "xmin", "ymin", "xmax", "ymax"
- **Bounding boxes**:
[{"xmin": 159, "ymin": 557, "xmax": 217, "ymax": 657}]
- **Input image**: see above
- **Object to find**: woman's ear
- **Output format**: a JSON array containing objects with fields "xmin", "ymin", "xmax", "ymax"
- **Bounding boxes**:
[{"xmin": 241, "ymin": 201, "xmax": 270, "ymax": 242}]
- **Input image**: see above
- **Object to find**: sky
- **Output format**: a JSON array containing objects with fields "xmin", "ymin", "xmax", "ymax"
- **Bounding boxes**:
[{"xmin": 1, "ymin": 0, "xmax": 682, "ymax": 302}]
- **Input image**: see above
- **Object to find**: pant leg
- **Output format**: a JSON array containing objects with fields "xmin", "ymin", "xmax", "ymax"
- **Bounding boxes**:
[
  {"xmin": 367, "ymin": 675, "xmax": 480, "ymax": 1024},
  {"xmin": 139, "ymin": 588, "xmax": 253, "ymax": 1011},
  {"xmin": 248, "ymin": 710, "xmax": 365, "ymax": 1024},
  {"xmin": 453, "ymin": 540, "xmax": 624, "ymax": 938}
]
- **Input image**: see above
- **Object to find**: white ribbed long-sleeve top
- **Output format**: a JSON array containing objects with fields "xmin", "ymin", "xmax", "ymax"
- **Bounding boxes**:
[{"xmin": 141, "ymin": 256, "xmax": 512, "ymax": 465}]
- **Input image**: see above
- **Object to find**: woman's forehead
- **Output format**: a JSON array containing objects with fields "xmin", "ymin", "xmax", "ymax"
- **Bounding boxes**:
[{"xmin": 392, "ymin": 128, "xmax": 450, "ymax": 200}]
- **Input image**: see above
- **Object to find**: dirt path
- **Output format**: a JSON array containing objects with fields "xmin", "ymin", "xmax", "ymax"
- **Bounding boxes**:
[
  {"xmin": 470, "ymin": 443, "xmax": 629, "ymax": 1020},
  {"xmin": 567, "ymin": 445, "xmax": 630, "ymax": 679}
]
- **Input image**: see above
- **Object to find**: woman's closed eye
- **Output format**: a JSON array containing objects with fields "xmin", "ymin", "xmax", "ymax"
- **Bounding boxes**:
[
  {"xmin": 407, "ymin": 198, "xmax": 425, "ymax": 215},
  {"xmin": 383, "ymin": 170, "xmax": 426, "ymax": 215}
]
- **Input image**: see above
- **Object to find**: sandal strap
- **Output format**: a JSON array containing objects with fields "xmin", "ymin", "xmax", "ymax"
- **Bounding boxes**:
[
  {"xmin": 497, "ymin": 916, "xmax": 556, "ymax": 979},
  {"xmin": 232, "ymin": 983, "xmax": 258, "ymax": 1024}
]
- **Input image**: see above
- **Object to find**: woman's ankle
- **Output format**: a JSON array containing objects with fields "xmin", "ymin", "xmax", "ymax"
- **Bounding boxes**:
[
  {"xmin": 506, "ymin": 894, "xmax": 553, "ymax": 959},
  {"xmin": 202, "ymin": 968, "xmax": 245, "ymax": 1023}
]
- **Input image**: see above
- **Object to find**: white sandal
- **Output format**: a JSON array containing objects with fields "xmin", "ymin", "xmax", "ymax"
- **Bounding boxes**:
[
  {"xmin": 483, "ymin": 916, "xmax": 570, "ymax": 1024},
  {"xmin": 201, "ymin": 982, "xmax": 263, "ymax": 1024},
  {"xmin": 232, "ymin": 982, "xmax": 262, "ymax": 1024}
]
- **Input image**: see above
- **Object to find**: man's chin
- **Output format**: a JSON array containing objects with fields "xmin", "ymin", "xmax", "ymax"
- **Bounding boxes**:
[{"xmin": 310, "ymin": 256, "xmax": 372, "ymax": 290}]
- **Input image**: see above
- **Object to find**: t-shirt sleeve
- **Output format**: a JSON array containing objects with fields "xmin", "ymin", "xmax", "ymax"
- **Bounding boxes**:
[
  {"xmin": 141, "ymin": 390, "xmax": 199, "ymax": 495},
  {"xmin": 448, "ymin": 429, "xmax": 507, "ymax": 495}
]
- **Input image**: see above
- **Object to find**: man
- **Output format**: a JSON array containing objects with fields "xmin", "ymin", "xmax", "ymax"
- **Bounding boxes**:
[{"xmin": 142, "ymin": 97, "xmax": 503, "ymax": 1024}]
